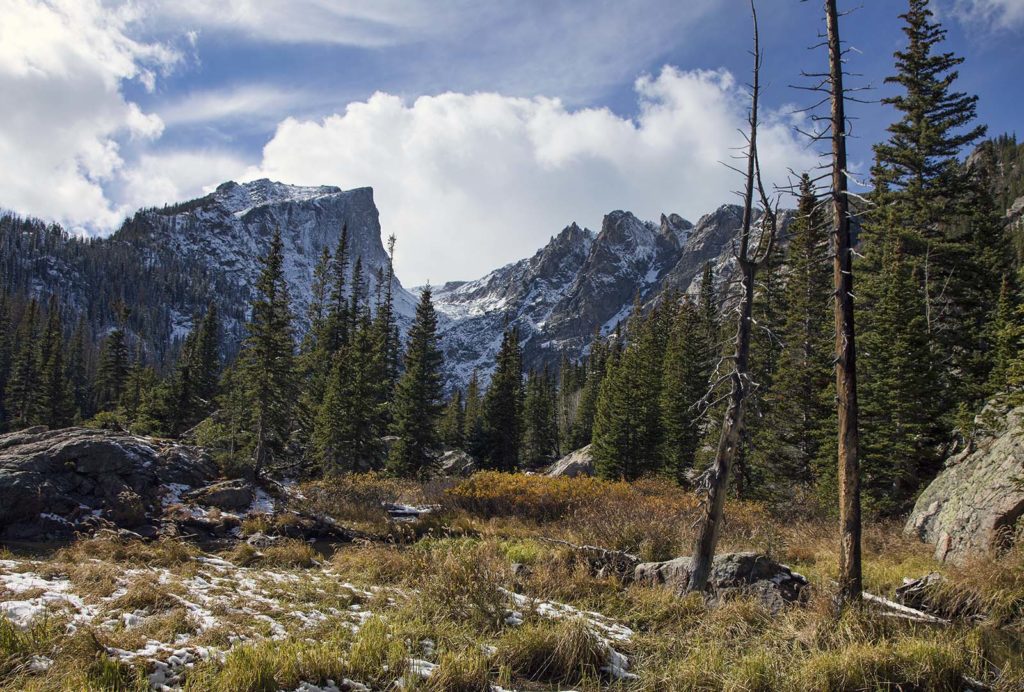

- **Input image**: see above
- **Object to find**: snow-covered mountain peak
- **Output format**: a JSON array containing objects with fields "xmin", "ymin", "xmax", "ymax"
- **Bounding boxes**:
[{"xmin": 210, "ymin": 179, "xmax": 366, "ymax": 217}]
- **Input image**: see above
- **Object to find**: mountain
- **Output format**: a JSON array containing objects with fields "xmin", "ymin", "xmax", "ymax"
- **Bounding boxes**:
[
  {"xmin": 2, "ymin": 178, "xmax": 767, "ymax": 387},
  {"xmin": 430, "ymin": 205, "xmax": 758, "ymax": 387},
  {"xmin": 1, "ymin": 179, "xmax": 415, "ymax": 364}
]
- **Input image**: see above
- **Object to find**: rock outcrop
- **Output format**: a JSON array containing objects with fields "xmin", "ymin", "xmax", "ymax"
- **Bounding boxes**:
[
  {"xmin": 634, "ymin": 552, "xmax": 808, "ymax": 610},
  {"xmin": 547, "ymin": 445, "xmax": 594, "ymax": 478},
  {"xmin": 438, "ymin": 449, "xmax": 477, "ymax": 477},
  {"xmin": 0, "ymin": 427, "xmax": 217, "ymax": 539},
  {"xmin": 905, "ymin": 404, "xmax": 1024, "ymax": 564}
]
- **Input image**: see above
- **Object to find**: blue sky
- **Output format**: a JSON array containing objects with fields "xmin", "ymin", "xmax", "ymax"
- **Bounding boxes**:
[{"xmin": 2, "ymin": 0, "xmax": 1022, "ymax": 284}]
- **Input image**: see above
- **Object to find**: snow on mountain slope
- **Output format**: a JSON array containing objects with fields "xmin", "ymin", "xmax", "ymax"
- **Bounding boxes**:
[
  {"xmin": 124, "ymin": 179, "xmax": 417, "ymax": 340},
  {"xmin": 430, "ymin": 210, "xmax": 700, "ymax": 387}
]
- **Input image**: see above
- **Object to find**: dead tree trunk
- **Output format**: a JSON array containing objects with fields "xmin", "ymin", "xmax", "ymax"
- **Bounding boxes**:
[
  {"xmin": 688, "ymin": 1, "xmax": 777, "ymax": 593},
  {"xmin": 826, "ymin": 0, "xmax": 862, "ymax": 605}
]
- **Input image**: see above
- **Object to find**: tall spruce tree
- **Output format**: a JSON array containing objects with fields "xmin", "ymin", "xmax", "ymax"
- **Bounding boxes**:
[
  {"xmin": 521, "ymin": 367, "xmax": 559, "ymax": 469},
  {"xmin": 565, "ymin": 332, "xmax": 609, "ymax": 452},
  {"xmin": 438, "ymin": 390, "xmax": 466, "ymax": 450},
  {"xmin": 388, "ymin": 287, "xmax": 444, "ymax": 477},
  {"xmin": 298, "ymin": 247, "xmax": 333, "ymax": 431},
  {"xmin": 0, "ymin": 291, "xmax": 11, "ymax": 429},
  {"xmin": 8, "ymin": 299, "xmax": 41, "ymax": 427},
  {"xmin": 751, "ymin": 176, "xmax": 834, "ymax": 496},
  {"xmin": 314, "ymin": 310, "xmax": 386, "ymax": 474},
  {"xmin": 240, "ymin": 228, "xmax": 298, "ymax": 477},
  {"xmin": 37, "ymin": 295, "xmax": 71, "ymax": 428},
  {"xmin": 592, "ymin": 307, "xmax": 664, "ymax": 480},
  {"xmin": 988, "ymin": 276, "xmax": 1017, "ymax": 394},
  {"xmin": 859, "ymin": 234, "xmax": 939, "ymax": 514},
  {"xmin": 868, "ymin": 0, "xmax": 998, "ymax": 413},
  {"xmin": 871, "ymin": 0, "xmax": 986, "ymax": 228},
  {"xmin": 325, "ymin": 224, "xmax": 351, "ymax": 354},
  {"xmin": 95, "ymin": 308, "xmax": 129, "ymax": 413},
  {"xmin": 463, "ymin": 370, "xmax": 486, "ymax": 458},
  {"xmin": 481, "ymin": 328, "xmax": 524, "ymax": 471},
  {"xmin": 66, "ymin": 318, "xmax": 91, "ymax": 422},
  {"xmin": 659, "ymin": 297, "xmax": 711, "ymax": 484}
]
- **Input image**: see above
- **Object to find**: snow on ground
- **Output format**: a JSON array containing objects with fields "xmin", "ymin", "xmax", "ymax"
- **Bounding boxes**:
[{"xmin": 1, "ymin": 552, "xmax": 638, "ymax": 690}]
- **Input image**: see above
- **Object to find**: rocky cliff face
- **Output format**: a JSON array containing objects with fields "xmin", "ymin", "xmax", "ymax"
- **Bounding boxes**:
[
  {"xmin": 431, "ymin": 204, "xmax": 768, "ymax": 387},
  {"xmin": 120, "ymin": 179, "xmax": 417, "ymax": 341},
  {"xmin": 905, "ymin": 403, "xmax": 1024, "ymax": 564}
]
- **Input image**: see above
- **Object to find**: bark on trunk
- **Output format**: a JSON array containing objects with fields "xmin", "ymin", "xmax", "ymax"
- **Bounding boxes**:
[
  {"xmin": 688, "ymin": 1, "xmax": 770, "ymax": 593},
  {"xmin": 826, "ymin": 0, "xmax": 862, "ymax": 605}
]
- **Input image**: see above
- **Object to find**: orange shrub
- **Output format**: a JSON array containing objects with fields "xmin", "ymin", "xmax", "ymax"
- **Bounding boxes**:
[{"xmin": 444, "ymin": 471, "xmax": 620, "ymax": 522}]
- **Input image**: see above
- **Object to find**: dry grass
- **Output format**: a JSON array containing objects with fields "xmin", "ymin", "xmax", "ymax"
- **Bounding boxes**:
[
  {"xmin": 4, "ymin": 471, "xmax": 1024, "ymax": 691},
  {"xmin": 108, "ymin": 573, "xmax": 182, "ymax": 614},
  {"xmin": 497, "ymin": 617, "xmax": 607, "ymax": 685},
  {"xmin": 225, "ymin": 538, "xmax": 319, "ymax": 568},
  {"xmin": 53, "ymin": 533, "xmax": 199, "ymax": 568}
]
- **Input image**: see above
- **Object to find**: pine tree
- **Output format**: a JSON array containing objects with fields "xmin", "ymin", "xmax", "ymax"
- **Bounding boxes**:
[
  {"xmin": 751, "ymin": 176, "xmax": 834, "ymax": 496},
  {"xmin": 566, "ymin": 333, "xmax": 608, "ymax": 451},
  {"xmin": 872, "ymin": 0, "xmax": 986, "ymax": 228},
  {"xmin": 698, "ymin": 261, "xmax": 720, "ymax": 357},
  {"xmin": 659, "ymin": 297, "xmax": 711, "ymax": 484},
  {"xmin": 325, "ymin": 224, "xmax": 351, "ymax": 354},
  {"xmin": 193, "ymin": 303, "xmax": 221, "ymax": 407},
  {"xmin": 314, "ymin": 311, "xmax": 386, "ymax": 474},
  {"xmin": 95, "ymin": 309, "xmax": 130, "ymax": 413},
  {"xmin": 592, "ymin": 307, "xmax": 664, "ymax": 480},
  {"xmin": 522, "ymin": 367, "xmax": 559, "ymax": 469},
  {"xmin": 480, "ymin": 328, "xmax": 524, "ymax": 471},
  {"xmin": 868, "ymin": 0, "xmax": 999, "ymax": 413},
  {"xmin": 239, "ymin": 228, "xmax": 299, "ymax": 477},
  {"xmin": 66, "ymin": 318, "xmax": 91, "ymax": 422},
  {"xmin": 298, "ymin": 248, "xmax": 333, "ymax": 436},
  {"xmin": 8, "ymin": 299, "xmax": 41, "ymax": 427},
  {"xmin": 859, "ymin": 234, "xmax": 940, "ymax": 514},
  {"xmin": 438, "ymin": 390, "xmax": 466, "ymax": 450},
  {"xmin": 463, "ymin": 370, "xmax": 486, "ymax": 458},
  {"xmin": 349, "ymin": 257, "xmax": 367, "ymax": 339},
  {"xmin": 374, "ymin": 235, "xmax": 401, "ymax": 397},
  {"xmin": 388, "ymin": 287, "xmax": 444, "ymax": 477},
  {"xmin": 0, "ymin": 291, "xmax": 12, "ymax": 430},
  {"xmin": 37, "ymin": 295, "xmax": 71, "ymax": 428},
  {"xmin": 987, "ymin": 276, "xmax": 1017, "ymax": 395}
]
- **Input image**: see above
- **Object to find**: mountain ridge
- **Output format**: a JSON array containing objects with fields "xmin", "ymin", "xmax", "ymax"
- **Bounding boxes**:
[{"xmin": 1, "ymin": 179, "xmax": 767, "ymax": 387}]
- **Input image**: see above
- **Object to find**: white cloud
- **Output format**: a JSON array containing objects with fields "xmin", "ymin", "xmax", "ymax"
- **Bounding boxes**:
[
  {"xmin": 952, "ymin": 0, "xmax": 1024, "ymax": 30},
  {"xmin": 118, "ymin": 150, "xmax": 249, "ymax": 212},
  {"xmin": 157, "ymin": 85, "xmax": 310, "ymax": 127},
  {"xmin": 148, "ymin": 0, "xmax": 439, "ymax": 47},
  {"xmin": 0, "ymin": 0, "xmax": 176, "ymax": 228},
  {"xmin": 247, "ymin": 67, "xmax": 817, "ymax": 286}
]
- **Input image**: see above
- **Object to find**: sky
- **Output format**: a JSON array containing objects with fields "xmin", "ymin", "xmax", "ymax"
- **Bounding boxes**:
[{"xmin": 1, "ymin": 0, "xmax": 1022, "ymax": 286}]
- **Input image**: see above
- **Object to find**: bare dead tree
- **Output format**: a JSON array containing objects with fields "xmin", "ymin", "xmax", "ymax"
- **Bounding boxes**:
[
  {"xmin": 688, "ymin": 0, "xmax": 778, "ymax": 594},
  {"xmin": 825, "ymin": 0, "xmax": 862, "ymax": 605}
]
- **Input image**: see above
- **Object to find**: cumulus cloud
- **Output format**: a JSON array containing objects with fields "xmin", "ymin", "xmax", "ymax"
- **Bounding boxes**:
[
  {"xmin": 952, "ymin": 0, "xmax": 1024, "ymax": 30},
  {"xmin": 247, "ymin": 67, "xmax": 817, "ymax": 286},
  {"xmin": 0, "ymin": 0, "xmax": 176, "ymax": 228},
  {"xmin": 117, "ymin": 150, "xmax": 249, "ymax": 211}
]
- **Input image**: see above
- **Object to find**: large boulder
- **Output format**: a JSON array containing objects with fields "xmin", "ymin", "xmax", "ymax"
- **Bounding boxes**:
[
  {"xmin": 0, "ymin": 427, "xmax": 217, "ymax": 538},
  {"xmin": 438, "ymin": 449, "xmax": 477, "ymax": 477},
  {"xmin": 547, "ymin": 445, "xmax": 594, "ymax": 478},
  {"xmin": 905, "ymin": 404, "xmax": 1024, "ymax": 564},
  {"xmin": 634, "ymin": 552, "xmax": 808, "ymax": 610},
  {"xmin": 187, "ymin": 479, "xmax": 254, "ymax": 511}
]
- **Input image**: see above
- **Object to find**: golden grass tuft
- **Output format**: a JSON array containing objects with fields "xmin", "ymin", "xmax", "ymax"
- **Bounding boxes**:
[
  {"xmin": 497, "ymin": 617, "xmax": 607, "ymax": 685},
  {"xmin": 53, "ymin": 533, "xmax": 199, "ymax": 568}
]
